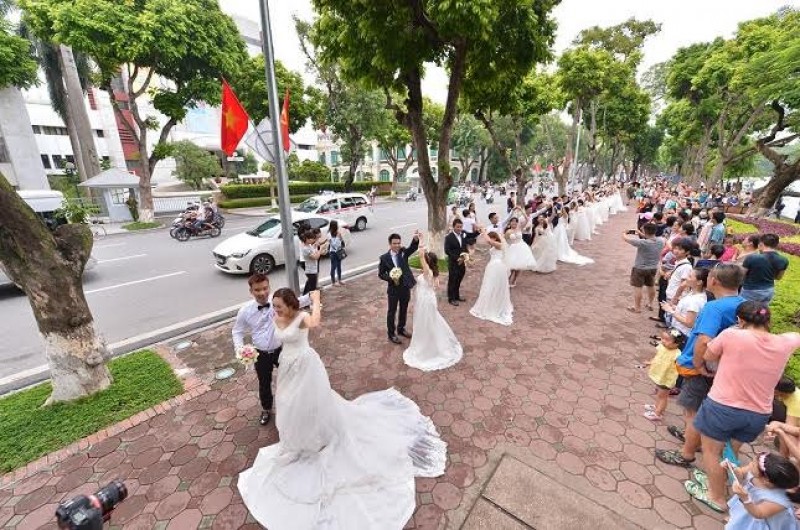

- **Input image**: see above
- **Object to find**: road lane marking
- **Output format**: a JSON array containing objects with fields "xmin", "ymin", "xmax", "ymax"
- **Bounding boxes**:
[
  {"xmin": 85, "ymin": 271, "xmax": 186, "ymax": 294},
  {"xmin": 98, "ymin": 254, "xmax": 147, "ymax": 264},
  {"xmin": 389, "ymin": 223, "xmax": 418, "ymax": 230},
  {"xmin": 93, "ymin": 243, "xmax": 126, "ymax": 250}
]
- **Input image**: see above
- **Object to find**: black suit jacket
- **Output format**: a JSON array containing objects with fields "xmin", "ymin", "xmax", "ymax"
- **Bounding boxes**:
[
  {"xmin": 378, "ymin": 237, "xmax": 419, "ymax": 292},
  {"xmin": 444, "ymin": 232, "xmax": 467, "ymax": 267}
]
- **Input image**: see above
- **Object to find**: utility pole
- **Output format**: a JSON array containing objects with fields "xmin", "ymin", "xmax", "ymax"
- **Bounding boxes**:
[{"xmin": 257, "ymin": 0, "xmax": 299, "ymax": 292}]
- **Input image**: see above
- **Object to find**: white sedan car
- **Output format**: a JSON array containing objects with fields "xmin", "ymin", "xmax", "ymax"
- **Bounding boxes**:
[{"xmin": 212, "ymin": 211, "xmax": 351, "ymax": 275}]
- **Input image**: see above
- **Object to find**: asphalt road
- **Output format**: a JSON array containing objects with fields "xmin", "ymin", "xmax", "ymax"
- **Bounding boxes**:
[{"xmin": 0, "ymin": 199, "xmax": 430, "ymax": 382}]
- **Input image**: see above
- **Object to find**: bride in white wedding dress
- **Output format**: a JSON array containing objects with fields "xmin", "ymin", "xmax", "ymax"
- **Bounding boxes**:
[
  {"xmin": 403, "ymin": 244, "xmax": 463, "ymax": 371},
  {"xmin": 470, "ymin": 230, "xmax": 513, "ymax": 326},
  {"xmin": 238, "ymin": 289, "xmax": 447, "ymax": 530},
  {"xmin": 554, "ymin": 208, "xmax": 594, "ymax": 266}
]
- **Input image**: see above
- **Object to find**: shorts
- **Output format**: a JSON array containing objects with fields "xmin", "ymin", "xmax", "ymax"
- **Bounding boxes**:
[
  {"xmin": 694, "ymin": 398, "xmax": 769, "ymax": 443},
  {"xmin": 630, "ymin": 268, "xmax": 657, "ymax": 288},
  {"xmin": 676, "ymin": 375, "xmax": 713, "ymax": 412}
]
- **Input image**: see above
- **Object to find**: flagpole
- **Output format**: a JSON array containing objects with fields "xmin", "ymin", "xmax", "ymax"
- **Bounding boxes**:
[{"xmin": 258, "ymin": 0, "xmax": 299, "ymax": 293}]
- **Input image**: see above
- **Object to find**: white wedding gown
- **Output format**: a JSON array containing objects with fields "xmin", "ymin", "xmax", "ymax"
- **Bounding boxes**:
[
  {"xmin": 574, "ymin": 207, "xmax": 592, "ymax": 241},
  {"xmin": 531, "ymin": 226, "xmax": 558, "ymax": 273},
  {"xmin": 504, "ymin": 231, "xmax": 538, "ymax": 270},
  {"xmin": 403, "ymin": 274, "xmax": 463, "ymax": 371},
  {"xmin": 470, "ymin": 245, "xmax": 513, "ymax": 326},
  {"xmin": 553, "ymin": 221, "xmax": 594, "ymax": 266},
  {"xmin": 599, "ymin": 199, "xmax": 610, "ymax": 222},
  {"xmin": 238, "ymin": 312, "xmax": 447, "ymax": 530}
]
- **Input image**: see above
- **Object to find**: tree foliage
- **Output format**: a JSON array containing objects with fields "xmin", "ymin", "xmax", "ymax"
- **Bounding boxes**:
[
  {"xmin": 0, "ymin": 3, "xmax": 38, "ymax": 89},
  {"xmin": 288, "ymin": 159, "xmax": 331, "ymax": 183},
  {"xmin": 229, "ymin": 56, "xmax": 320, "ymax": 133},
  {"xmin": 21, "ymin": 0, "xmax": 247, "ymax": 220},
  {"xmin": 168, "ymin": 141, "xmax": 220, "ymax": 189},
  {"xmin": 311, "ymin": 0, "xmax": 559, "ymax": 246}
]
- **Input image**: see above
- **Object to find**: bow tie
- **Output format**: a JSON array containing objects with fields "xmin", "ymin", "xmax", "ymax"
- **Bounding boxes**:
[{"xmin": 257, "ymin": 303, "xmax": 270, "ymax": 311}]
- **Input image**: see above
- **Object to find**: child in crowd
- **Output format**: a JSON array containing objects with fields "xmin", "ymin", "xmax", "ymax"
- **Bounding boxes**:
[
  {"xmin": 775, "ymin": 377, "xmax": 800, "ymax": 427},
  {"xmin": 725, "ymin": 452, "xmax": 799, "ymax": 530},
  {"xmin": 720, "ymin": 234, "xmax": 739, "ymax": 262},
  {"xmin": 695, "ymin": 244, "xmax": 725, "ymax": 269},
  {"xmin": 644, "ymin": 328, "xmax": 686, "ymax": 421}
]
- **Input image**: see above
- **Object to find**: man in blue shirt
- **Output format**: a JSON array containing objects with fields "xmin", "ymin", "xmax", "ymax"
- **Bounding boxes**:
[{"xmin": 655, "ymin": 263, "xmax": 745, "ymax": 468}]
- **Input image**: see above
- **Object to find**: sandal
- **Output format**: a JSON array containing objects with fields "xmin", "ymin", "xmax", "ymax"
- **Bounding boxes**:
[
  {"xmin": 692, "ymin": 468, "xmax": 709, "ymax": 491},
  {"xmin": 644, "ymin": 404, "xmax": 656, "ymax": 411},
  {"xmin": 626, "ymin": 306, "xmax": 641, "ymax": 314},
  {"xmin": 655, "ymin": 449, "xmax": 695, "ymax": 468},
  {"xmin": 685, "ymin": 480, "xmax": 726, "ymax": 513},
  {"xmin": 646, "ymin": 304, "xmax": 654, "ymax": 311},
  {"xmin": 649, "ymin": 340, "xmax": 659, "ymax": 347},
  {"xmin": 644, "ymin": 410, "xmax": 662, "ymax": 421},
  {"xmin": 648, "ymin": 316, "xmax": 662, "ymax": 322},
  {"xmin": 668, "ymin": 425, "xmax": 685, "ymax": 442}
]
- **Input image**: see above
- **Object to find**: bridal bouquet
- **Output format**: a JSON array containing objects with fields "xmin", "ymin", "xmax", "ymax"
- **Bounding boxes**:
[
  {"xmin": 389, "ymin": 266, "xmax": 403, "ymax": 285},
  {"xmin": 236, "ymin": 344, "xmax": 259, "ymax": 370},
  {"xmin": 458, "ymin": 252, "xmax": 471, "ymax": 266}
]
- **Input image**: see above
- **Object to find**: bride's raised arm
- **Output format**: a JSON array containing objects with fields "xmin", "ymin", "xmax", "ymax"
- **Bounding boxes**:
[{"xmin": 303, "ymin": 290, "xmax": 323, "ymax": 328}]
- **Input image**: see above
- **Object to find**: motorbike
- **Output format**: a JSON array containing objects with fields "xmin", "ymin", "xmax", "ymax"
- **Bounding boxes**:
[
  {"xmin": 173, "ymin": 220, "xmax": 221, "ymax": 242},
  {"xmin": 405, "ymin": 190, "xmax": 418, "ymax": 202},
  {"xmin": 170, "ymin": 211, "xmax": 224, "ymax": 238}
]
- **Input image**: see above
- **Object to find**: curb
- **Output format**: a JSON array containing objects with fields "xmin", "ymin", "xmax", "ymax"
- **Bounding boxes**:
[{"xmin": 0, "ymin": 261, "xmax": 379, "ymax": 396}]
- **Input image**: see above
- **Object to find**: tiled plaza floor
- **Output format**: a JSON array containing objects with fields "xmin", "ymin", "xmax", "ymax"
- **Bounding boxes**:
[{"xmin": 0, "ymin": 209, "xmax": 729, "ymax": 529}]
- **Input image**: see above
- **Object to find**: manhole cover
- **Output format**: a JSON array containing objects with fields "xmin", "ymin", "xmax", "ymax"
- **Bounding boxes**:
[
  {"xmin": 215, "ymin": 367, "xmax": 236, "ymax": 380},
  {"xmin": 174, "ymin": 341, "xmax": 192, "ymax": 351}
]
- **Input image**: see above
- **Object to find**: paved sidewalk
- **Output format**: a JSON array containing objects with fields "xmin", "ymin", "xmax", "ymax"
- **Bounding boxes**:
[{"xmin": 0, "ymin": 210, "xmax": 730, "ymax": 529}]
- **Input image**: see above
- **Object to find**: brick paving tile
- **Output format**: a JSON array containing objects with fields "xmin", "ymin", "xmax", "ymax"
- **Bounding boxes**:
[{"xmin": 0, "ymin": 210, "xmax": 729, "ymax": 529}]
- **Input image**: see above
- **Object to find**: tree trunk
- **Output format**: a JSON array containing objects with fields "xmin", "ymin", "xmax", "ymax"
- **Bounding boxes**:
[
  {"xmin": 752, "ymin": 143, "xmax": 800, "ymax": 216},
  {"xmin": 62, "ymin": 104, "xmax": 87, "ymax": 181},
  {"xmin": 59, "ymin": 45, "xmax": 101, "ymax": 180},
  {"xmin": 564, "ymin": 99, "xmax": 581, "ymax": 189},
  {"xmin": 583, "ymin": 100, "xmax": 598, "ymax": 189},
  {"xmin": 478, "ymin": 148, "xmax": 488, "ymax": 184},
  {"xmin": 0, "ymin": 172, "xmax": 112, "ymax": 403}
]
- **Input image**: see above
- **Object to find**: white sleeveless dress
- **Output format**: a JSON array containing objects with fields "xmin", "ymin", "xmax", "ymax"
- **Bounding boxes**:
[
  {"xmin": 238, "ymin": 313, "xmax": 447, "ymax": 529},
  {"xmin": 531, "ymin": 226, "xmax": 558, "ymax": 273},
  {"xmin": 470, "ymin": 245, "xmax": 513, "ymax": 326},
  {"xmin": 403, "ymin": 274, "xmax": 463, "ymax": 371},
  {"xmin": 574, "ymin": 207, "xmax": 592, "ymax": 241}
]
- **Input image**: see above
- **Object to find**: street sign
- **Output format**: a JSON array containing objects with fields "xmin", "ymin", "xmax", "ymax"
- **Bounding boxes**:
[{"xmin": 226, "ymin": 156, "xmax": 244, "ymax": 162}]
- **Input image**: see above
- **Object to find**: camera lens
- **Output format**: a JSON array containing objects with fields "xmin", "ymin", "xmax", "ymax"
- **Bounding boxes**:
[{"xmin": 95, "ymin": 481, "xmax": 128, "ymax": 515}]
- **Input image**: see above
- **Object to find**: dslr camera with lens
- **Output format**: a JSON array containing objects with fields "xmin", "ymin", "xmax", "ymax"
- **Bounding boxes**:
[{"xmin": 56, "ymin": 481, "xmax": 127, "ymax": 530}]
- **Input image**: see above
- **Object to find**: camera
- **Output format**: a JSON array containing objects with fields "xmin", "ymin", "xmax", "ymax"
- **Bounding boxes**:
[{"xmin": 56, "ymin": 481, "xmax": 128, "ymax": 530}]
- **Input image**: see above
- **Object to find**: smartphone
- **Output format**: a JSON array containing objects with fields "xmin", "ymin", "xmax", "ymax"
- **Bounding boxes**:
[
  {"xmin": 626, "ymin": 229, "xmax": 637, "ymax": 235},
  {"xmin": 723, "ymin": 459, "xmax": 740, "ymax": 487}
]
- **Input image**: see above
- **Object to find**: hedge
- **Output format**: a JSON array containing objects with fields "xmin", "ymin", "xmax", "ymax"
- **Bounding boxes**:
[
  {"xmin": 219, "ymin": 195, "xmax": 314, "ymax": 209},
  {"xmin": 221, "ymin": 181, "xmax": 385, "ymax": 200}
]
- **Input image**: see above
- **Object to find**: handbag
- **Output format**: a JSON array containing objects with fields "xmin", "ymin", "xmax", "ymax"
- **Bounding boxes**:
[{"xmin": 337, "ymin": 244, "xmax": 347, "ymax": 259}]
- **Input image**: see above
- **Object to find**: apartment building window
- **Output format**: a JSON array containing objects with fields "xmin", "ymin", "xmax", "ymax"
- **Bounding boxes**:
[
  {"xmin": 331, "ymin": 151, "xmax": 340, "ymax": 165},
  {"xmin": 318, "ymin": 152, "xmax": 326, "ymax": 165},
  {"xmin": 379, "ymin": 169, "xmax": 390, "ymax": 182},
  {"xmin": 41, "ymin": 126, "xmax": 69, "ymax": 136},
  {"xmin": 297, "ymin": 144, "xmax": 313, "ymax": 150},
  {"xmin": 65, "ymin": 155, "xmax": 75, "ymax": 165},
  {"xmin": 40, "ymin": 154, "xmax": 52, "ymax": 169},
  {"xmin": 32, "ymin": 125, "xmax": 42, "ymax": 134},
  {"xmin": 110, "ymin": 188, "xmax": 129, "ymax": 205},
  {"xmin": 52, "ymin": 155, "xmax": 64, "ymax": 168},
  {"xmin": 95, "ymin": 129, "xmax": 105, "ymax": 138}
]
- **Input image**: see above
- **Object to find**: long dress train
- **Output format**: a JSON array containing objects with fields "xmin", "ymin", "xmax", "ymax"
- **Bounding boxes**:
[
  {"xmin": 403, "ymin": 274, "xmax": 463, "ymax": 371},
  {"xmin": 574, "ymin": 207, "xmax": 592, "ymax": 241},
  {"xmin": 470, "ymin": 245, "xmax": 513, "ymax": 326},
  {"xmin": 553, "ymin": 221, "xmax": 594, "ymax": 266},
  {"xmin": 239, "ymin": 312, "xmax": 447, "ymax": 530}
]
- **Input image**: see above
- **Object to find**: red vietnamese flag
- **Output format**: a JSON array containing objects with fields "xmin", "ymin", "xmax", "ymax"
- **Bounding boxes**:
[
  {"xmin": 220, "ymin": 80, "xmax": 249, "ymax": 156},
  {"xmin": 280, "ymin": 89, "xmax": 290, "ymax": 152}
]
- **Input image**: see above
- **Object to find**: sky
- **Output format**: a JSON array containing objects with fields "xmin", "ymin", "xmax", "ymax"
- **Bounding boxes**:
[{"xmin": 221, "ymin": 0, "xmax": 799, "ymax": 102}]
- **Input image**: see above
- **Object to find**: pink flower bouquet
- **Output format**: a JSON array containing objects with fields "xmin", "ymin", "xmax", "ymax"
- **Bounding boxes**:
[{"xmin": 236, "ymin": 344, "xmax": 259, "ymax": 370}]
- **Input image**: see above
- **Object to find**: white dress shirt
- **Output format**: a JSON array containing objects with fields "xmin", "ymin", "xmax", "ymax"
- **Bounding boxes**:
[{"xmin": 232, "ymin": 293, "xmax": 311, "ymax": 352}]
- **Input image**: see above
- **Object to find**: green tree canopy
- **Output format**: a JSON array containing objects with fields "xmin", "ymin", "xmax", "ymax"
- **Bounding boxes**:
[
  {"xmin": 21, "ymin": 0, "xmax": 247, "ymax": 220},
  {"xmin": 0, "ymin": 1, "xmax": 38, "ymax": 89},
  {"xmin": 168, "ymin": 141, "xmax": 220, "ymax": 189}
]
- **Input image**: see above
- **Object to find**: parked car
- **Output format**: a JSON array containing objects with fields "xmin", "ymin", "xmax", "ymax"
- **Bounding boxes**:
[
  {"xmin": 0, "ymin": 190, "xmax": 97, "ymax": 288},
  {"xmin": 294, "ymin": 193, "xmax": 373, "ymax": 231},
  {"xmin": 212, "ymin": 211, "xmax": 352, "ymax": 275}
]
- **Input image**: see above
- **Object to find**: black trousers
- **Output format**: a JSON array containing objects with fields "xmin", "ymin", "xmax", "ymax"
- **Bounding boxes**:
[
  {"xmin": 447, "ymin": 261, "xmax": 466, "ymax": 302},
  {"xmin": 522, "ymin": 233, "xmax": 533, "ymax": 246},
  {"xmin": 255, "ymin": 347, "xmax": 281, "ymax": 411},
  {"xmin": 387, "ymin": 287, "xmax": 411, "ymax": 337},
  {"xmin": 657, "ymin": 276, "xmax": 668, "ymax": 322},
  {"xmin": 303, "ymin": 273, "xmax": 318, "ymax": 294}
]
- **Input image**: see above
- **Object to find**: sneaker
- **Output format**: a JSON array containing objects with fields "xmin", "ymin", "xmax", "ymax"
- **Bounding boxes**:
[
  {"xmin": 259, "ymin": 410, "xmax": 271, "ymax": 426},
  {"xmin": 644, "ymin": 404, "xmax": 656, "ymax": 411},
  {"xmin": 644, "ymin": 410, "xmax": 662, "ymax": 421}
]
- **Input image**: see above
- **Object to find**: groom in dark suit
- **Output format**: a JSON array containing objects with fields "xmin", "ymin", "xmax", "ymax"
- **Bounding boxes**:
[
  {"xmin": 445, "ymin": 218, "xmax": 468, "ymax": 306},
  {"xmin": 378, "ymin": 231, "xmax": 420, "ymax": 344}
]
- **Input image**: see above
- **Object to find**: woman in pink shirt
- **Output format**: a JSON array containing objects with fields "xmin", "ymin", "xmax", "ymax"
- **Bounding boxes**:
[{"xmin": 687, "ymin": 302, "xmax": 800, "ymax": 512}]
